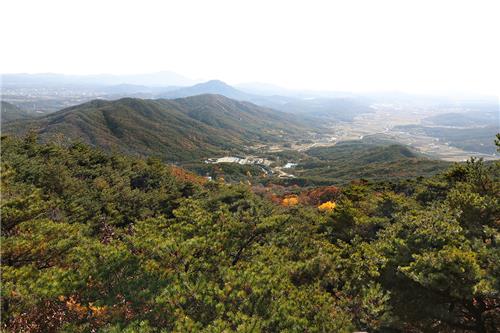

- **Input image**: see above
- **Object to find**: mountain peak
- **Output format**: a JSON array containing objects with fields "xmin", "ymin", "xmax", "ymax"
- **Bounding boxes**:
[
  {"xmin": 160, "ymin": 80, "xmax": 252, "ymax": 101},
  {"xmin": 202, "ymin": 79, "xmax": 230, "ymax": 86},
  {"xmin": 192, "ymin": 80, "xmax": 237, "ymax": 91}
]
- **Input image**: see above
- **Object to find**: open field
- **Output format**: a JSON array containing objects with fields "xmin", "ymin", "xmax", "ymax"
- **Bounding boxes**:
[{"xmin": 327, "ymin": 104, "xmax": 499, "ymax": 161}]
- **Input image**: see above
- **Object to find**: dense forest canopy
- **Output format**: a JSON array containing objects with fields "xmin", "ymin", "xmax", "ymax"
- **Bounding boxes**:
[{"xmin": 1, "ymin": 134, "xmax": 499, "ymax": 332}]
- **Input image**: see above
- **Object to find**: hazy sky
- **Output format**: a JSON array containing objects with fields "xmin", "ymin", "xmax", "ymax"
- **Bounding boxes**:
[{"xmin": 2, "ymin": 0, "xmax": 499, "ymax": 94}]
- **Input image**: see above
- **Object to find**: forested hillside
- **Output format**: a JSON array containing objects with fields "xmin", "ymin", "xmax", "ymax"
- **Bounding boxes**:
[
  {"xmin": 292, "ymin": 140, "xmax": 450, "ymax": 184},
  {"xmin": 3, "ymin": 95, "xmax": 308, "ymax": 161},
  {"xmin": 1, "ymin": 135, "xmax": 498, "ymax": 332},
  {"xmin": 1, "ymin": 101, "xmax": 37, "ymax": 123}
]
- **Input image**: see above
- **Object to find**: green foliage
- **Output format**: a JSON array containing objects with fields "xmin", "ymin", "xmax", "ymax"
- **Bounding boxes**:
[{"xmin": 1, "ymin": 135, "xmax": 499, "ymax": 332}]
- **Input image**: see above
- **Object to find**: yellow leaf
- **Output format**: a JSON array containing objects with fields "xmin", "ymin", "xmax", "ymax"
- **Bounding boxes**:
[{"xmin": 318, "ymin": 201, "xmax": 336, "ymax": 212}]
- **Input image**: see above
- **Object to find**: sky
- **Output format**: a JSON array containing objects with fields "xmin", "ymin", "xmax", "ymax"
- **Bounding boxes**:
[{"xmin": 1, "ymin": 0, "xmax": 499, "ymax": 95}]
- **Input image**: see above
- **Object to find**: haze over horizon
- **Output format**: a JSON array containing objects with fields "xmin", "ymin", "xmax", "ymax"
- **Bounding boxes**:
[
  {"xmin": 2, "ymin": 1, "xmax": 500, "ymax": 331},
  {"xmin": 2, "ymin": 0, "xmax": 499, "ymax": 95}
]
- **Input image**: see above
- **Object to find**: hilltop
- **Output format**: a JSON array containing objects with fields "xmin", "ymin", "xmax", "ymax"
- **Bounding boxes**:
[
  {"xmin": 161, "ymin": 80, "xmax": 253, "ymax": 101},
  {"xmin": 261, "ymin": 139, "xmax": 451, "ymax": 186}
]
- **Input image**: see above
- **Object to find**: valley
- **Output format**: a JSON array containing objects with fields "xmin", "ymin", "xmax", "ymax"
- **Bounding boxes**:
[
  {"xmin": 324, "ymin": 103, "xmax": 499, "ymax": 162},
  {"xmin": 4, "ymin": 77, "xmax": 497, "ymax": 165},
  {"xmin": 2, "ymin": 76, "xmax": 498, "ymax": 186}
]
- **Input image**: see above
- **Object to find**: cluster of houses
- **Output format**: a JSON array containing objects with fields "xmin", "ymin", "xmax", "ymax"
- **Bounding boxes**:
[{"xmin": 205, "ymin": 156, "xmax": 272, "ymax": 167}]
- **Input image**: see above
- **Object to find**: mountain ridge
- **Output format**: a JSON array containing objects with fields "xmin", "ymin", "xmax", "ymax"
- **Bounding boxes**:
[
  {"xmin": 161, "ymin": 80, "xmax": 254, "ymax": 101},
  {"xmin": 4, "ymin": 94, "xmax": 309, "ymax": 161},
  {"xmin": 161, "ymin": 80, "xmax": 374, "ymax": 122},
  {"xmin": 1, "ymin": 101, "xmax": 39, "ymax": 123}
]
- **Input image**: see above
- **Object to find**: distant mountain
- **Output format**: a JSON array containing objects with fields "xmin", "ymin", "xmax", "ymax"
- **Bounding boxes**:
[
  {"xmin": 236, "ymin": 82, "xmax": 357, "ymax": 99},
  {"xmin": 161, "ymin": 80, "xmax": 373, "ymax": 122},
  {"xmin": 1, "ymin": 101, "xmax": 38, "ymax": 123},
  {"xmin": 422, "ymin": 109, "xmax": 498, "ymax": 127},
  {"xmin": 395, "ymin": 124, "xmax": 499, "ymax": 155},
  {"xmin": 256, "ymin": 97, "xmax": 374, "ymax": 122},
  {"xmin": 235, "ymin": 82, "xmax": 296, "ymax": 97},
  {"xmin": 98, "ymin": 84, "xmax": 182, "ymax": 99},
  {"xmin": 2, "ymin": 71, "xmax": 196, "ymax": 87},
  {"xmin": 4, "ymin": 95, "xmax": 308, "ymax": 161},
  {"xmin": 3, "ymin": 74, "xmax": 374, "ymax": 123},
  {"xmin": 160, "ymin": 80, "xmax": 254, "ymax": 100}
]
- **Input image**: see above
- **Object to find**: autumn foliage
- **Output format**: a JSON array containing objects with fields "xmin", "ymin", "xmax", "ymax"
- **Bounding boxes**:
[
  {"xmin": 281, "ymin": 195, "xmax": 299, "ymax": 207},
  {"xmin": 170, "ymin": 165, "xmax": 207, "ymax": 185},
  {"xmin": 318, "ymin": 201, "xmax": 336, "ymax": 212},
  {"xmin": 299, "ymin": 185, "xmax": 341, "ymax": 206}
]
